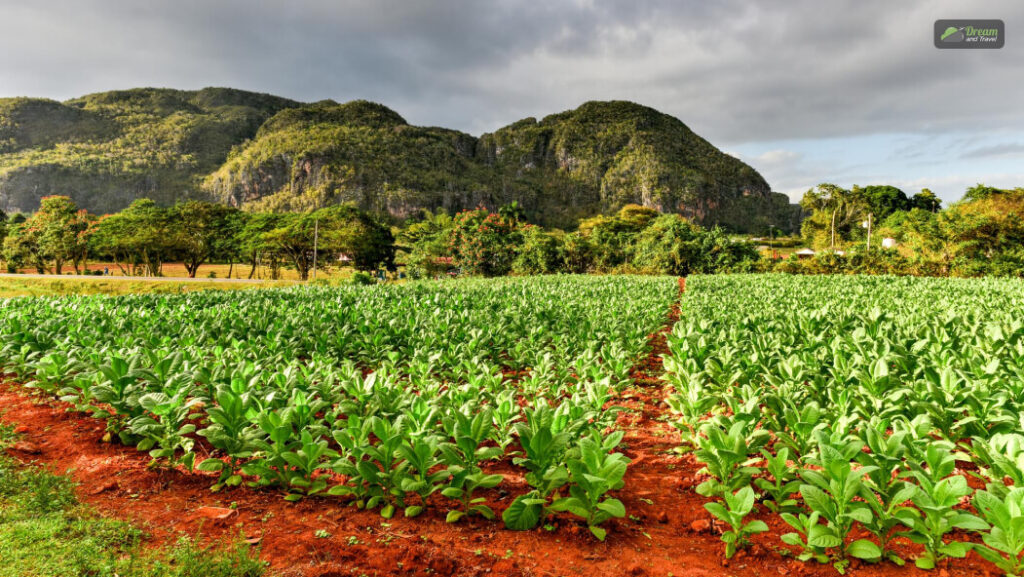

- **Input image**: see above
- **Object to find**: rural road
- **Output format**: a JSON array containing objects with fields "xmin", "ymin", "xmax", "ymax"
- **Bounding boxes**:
[{"xmin": 0, "ymin": 273, "xmax": 293, "ymax": 284}]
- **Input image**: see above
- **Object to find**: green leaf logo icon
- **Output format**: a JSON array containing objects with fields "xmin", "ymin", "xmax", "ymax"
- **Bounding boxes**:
[{"xmin": 941, "ymin": 26, "xmax": 964, "ymax": 42}]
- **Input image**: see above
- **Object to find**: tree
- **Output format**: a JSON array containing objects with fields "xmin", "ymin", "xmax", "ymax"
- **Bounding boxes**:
[
  {"xmin": 497, "ymin": 201, "xmax": 526, "ymax": 224},
  {"xmin": 237, "ymin": 213, "xmax": 286, "ymax": 279},
  {"xmin": 8, "ymin": 196, "xmax": 96, "ymax": 275},
  {"xmin": 32, "ymin": 196, "xmax": 91, "ymax": 274},
  {"xmin": 320, "ymin": 205, "xmax": 396, "ymax": 272},
  {"xmin": 512, "ymin": 226, "xmax": 562, "ymax": 275},
  {"xmin": 90, "ymin": 199, "xmax": 173, "ymax": 276},
  {"xmin": 447, "ymin": 208, "xmax": 521, "ymax": 277},
  {"xmin": 561, "ymin": 232, "xmax": 594, "ymax": 274},
  {"xmin": 217, "ymin": 209, "xmax": 247, "ymax": 278},
  {"xmin": 263, "ymin": 213, "xmax": 319, "ymax": 281},
  {"xmin": 397, "ymin": 210, "xmax": 453, "ymax": 279},
  {"xmin": 940, "ymin": 189, "xmax": 1024, "ymax": 262},
  {"xmin": 576, "ymin": 205, "xmax": 656, "ymax": 271},
  {"xmin": 854, "ymin": 185, "xmax": 909, "ymax": 221},
  {"xmin": 878, "ymin": 190, "xmax": 1024, "ymax": 276},
  {"xmin": 616, "ymin": 204, "xmax": 659, "ymax": 229},
  {"xmin": 168, "ymin": 201, "xmax": 241, "ymax": 277},
  {"xmin": 911, "ymin": 189, "xmax": 942, "ymax": 213},
  {"xmin": 962, "ymin": 183, "xmax": 1003, "ymax": 203},
  {"xmin": 799, "ymin": 184, "xmax": 868, "ymax": 250},
  {"xmin": 0, "ymin": 209, "xmax": 7, "ymax": 251},
  {"xmin": 630, "ymin": 215, "xmax": 758, "ymax": 275},
  {"xmin": 2, "ymin": 222, "xmax": 45, "ymax": 273},
  {"xmin": 263, "ymin": 204, "xmax": 395, "ymax": 280}
]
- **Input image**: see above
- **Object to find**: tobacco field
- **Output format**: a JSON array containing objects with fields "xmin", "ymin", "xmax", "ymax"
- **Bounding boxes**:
[{"xmin": 3, "ymin": 273, "xmax": 1024, "ymax": 576}]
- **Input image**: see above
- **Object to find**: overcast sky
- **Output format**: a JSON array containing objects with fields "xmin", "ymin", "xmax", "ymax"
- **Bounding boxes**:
[{"xmin": 1, "ymin": 0, "xmax": 1022, "ymax": 202}]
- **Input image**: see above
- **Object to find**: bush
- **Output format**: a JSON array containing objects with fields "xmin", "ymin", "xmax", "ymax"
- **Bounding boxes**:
[
  {"xmin": 630, "ymin": 215, "xmax": 760, "ymax": 276},
  {"xmin": 447, "ymin": 209, "xmax": 522, "ymax": 277},
  {"xmin": 350, "ymin": 271, "xmax": 375, "ymax": 285},
  {"xmin": 512, "ymin": 226, "xmax": 562, "ymax": 275}
]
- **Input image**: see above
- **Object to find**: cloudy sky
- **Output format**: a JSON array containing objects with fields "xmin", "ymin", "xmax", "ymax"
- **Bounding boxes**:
[{"xmin": 1, "ymin": 0, "xmax": 1022, "ymax": 202}]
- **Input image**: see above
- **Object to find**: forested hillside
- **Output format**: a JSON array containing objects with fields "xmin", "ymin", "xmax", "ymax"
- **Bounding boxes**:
[
  {"xmin": 1, "ymin": 88, "xmax": 800, "ymax": 232},
  {"xmin": 0, "ymin": 88, "xmax": 298, "ymax": 214}
]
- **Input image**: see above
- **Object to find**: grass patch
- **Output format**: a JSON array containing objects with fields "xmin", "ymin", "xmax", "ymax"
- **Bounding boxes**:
[
  {"xmin": 0, "ymin": 422, "xmax": 267, "ymax": 577},
  {"xmin": 0, "ymin": 277, "xmax": 297, "ymax": 298}
]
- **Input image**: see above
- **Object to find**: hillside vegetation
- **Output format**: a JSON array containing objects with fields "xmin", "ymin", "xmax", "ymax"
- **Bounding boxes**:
[
  {"xmin": 0, "ymin": 88, "xmax": 297, "ymax": 214},
  {"xmin": 1, "ymin": 88, "xmax": 799, "ymax": 232}
]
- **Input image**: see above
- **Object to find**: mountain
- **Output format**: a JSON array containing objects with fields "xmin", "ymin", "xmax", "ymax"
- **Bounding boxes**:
[
  {"xmin": 473, "ymin": 101, "xmax": 798, "ymax": 230},
  {"xmin": 0, "ymin": 88, "xmax": 298, "ymax": 214},
  {"xmin": 1, "ymin": 88, "xmax": 801, "ymax": 232}
]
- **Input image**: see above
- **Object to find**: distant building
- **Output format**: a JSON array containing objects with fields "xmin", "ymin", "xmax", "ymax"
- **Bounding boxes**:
[{"xmin": 795, "ymin": 248, "xmax": 816, "ymax": 259}]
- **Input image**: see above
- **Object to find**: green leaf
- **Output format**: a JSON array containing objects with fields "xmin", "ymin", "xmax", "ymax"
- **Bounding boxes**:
[
  {"xmin": 589, "ymin": 525, "xmax": 607, "ymax": 541},
  {"xmin": 471, "ymin": 504, "xmax": 496, "ymax": 520},
  {"xmin": 781, "ymin": 533, "xmax": 804, "ymax": 547},
  {"xmin": 196, "ymin": 458, "xmax": 225, "ymax": 472},
  {"xmin": 327, "ymin": 484, "xmax": 353, "ymax": 496},
  {"xmin": 847, "ymin": 506, "xmax": 873, "ymax": 524},
  {"xmin": 477, "ymin": 474, "xmax": 504, "ymax": 488},
  {"xmin": 597, "ymin": 498, "xmax": 626, "ymax": 519},
  {"xmin": 745, "ymin": 520, "xmax": 769, "ymax": 534},
  {"xmin": 704, "ymin": 502, "xmax": 730, "ymax": 523},
  {"xmin": 441, "ymin": 487, "xmax": 464, "ymax": 499},
  {"xmin": 550, "ymin": 497, "xmax": 589, "ymax": 518},
  {"xmin": 807, "ymin": 527, "xmax": 842, "ymax": 549},
  {"xmin": 847, "ymin": 539, "xmax": 881, "ymax": 560},
  {"xmin": 974, "ymin": 542, "xmax": 1014, "ymax": 566},
  {"xmin": 938, "ymin": 541, "xmax": 971, "ymax": 558},
  {"xmin": 502, "ymin": 494, "xmax": 543, "ymax": 531},
  {"xmin": 800, "ymin": 485, "xmax": 833, "ymax": 518},
  {"xmin": 951, "ymin": 513, "xmax": 987, "ymax": 531}
]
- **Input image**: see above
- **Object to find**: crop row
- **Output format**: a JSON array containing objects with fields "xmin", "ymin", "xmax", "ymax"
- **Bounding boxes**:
[
  {"xmin": 0, "ymin": 275, "xmax": 678, "ymax": 539},
  {"xmin": 666, "ymin": 274, "xmax": 1024, "ymax": 573}
]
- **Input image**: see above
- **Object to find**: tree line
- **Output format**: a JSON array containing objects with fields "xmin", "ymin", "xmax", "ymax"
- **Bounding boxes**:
[
  {"xmin": 0, "ymin": 197, "xmax": 395, "ymax": 280},
  {"xmin": 400, "ymin": 203, "xmax": 759, "ymax": 278},
  {"xmin": 2, "ymin": 183, "xmax": 1020, "ymax": 282},
  {"xmin": 0, "ymin": 197, "xmax": 761, "ymax": 280},
  {"xmin": 793, "ymin": 184, "xmax": 1024, "ymax": 277}
]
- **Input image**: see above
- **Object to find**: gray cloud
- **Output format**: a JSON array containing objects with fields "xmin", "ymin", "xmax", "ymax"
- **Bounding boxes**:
[
  {"xmin": 1, "ymin": 0, "xmax": 1022, "ymax": 196},
  {"xmin": 961, "ymin": 142, "xmax": 1024, "ymax": 159}
]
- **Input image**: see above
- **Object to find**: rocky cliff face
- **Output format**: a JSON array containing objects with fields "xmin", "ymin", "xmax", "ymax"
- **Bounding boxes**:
[
  {"xmin": 472, "ymin": 101, "xmax": 775, "ymax": 229},
  {"xmin": 0, "ymin": 88, "xmax": 797, "ymax": 232},
  {"xmin": 204, "ymin": 99, "xmax": 785, "ymax": 231}
]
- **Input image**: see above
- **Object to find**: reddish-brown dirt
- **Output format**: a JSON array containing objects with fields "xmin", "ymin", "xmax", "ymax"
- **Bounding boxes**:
[{"xmin": 0, "ymin": 275, "xmax": 999, "ymax": 577}]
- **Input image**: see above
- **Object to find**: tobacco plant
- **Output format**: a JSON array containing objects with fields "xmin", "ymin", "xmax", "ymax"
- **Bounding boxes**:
[
  {"xmin": 549, "ymin": 430, "xmax": 630, "ymax": 540},
  {"xmin": 796, "ymin": 434, "xmax": 882, "ymax": 573},
  {"xmin": 706, "ymin": 486, "xmax": 769, "ymax": 558},
  {"xmin": 972, "ymin": 486, "xmax": 1024, "ymax": 577},
  {"xmin": 896, "ymin": 444, "xmax": 986, "ymax": 569}
]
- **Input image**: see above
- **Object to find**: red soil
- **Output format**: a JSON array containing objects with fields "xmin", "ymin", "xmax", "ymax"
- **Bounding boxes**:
[{"xmin": 0, "ymin": 275, "xmax": 999, "ymax": 577}]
